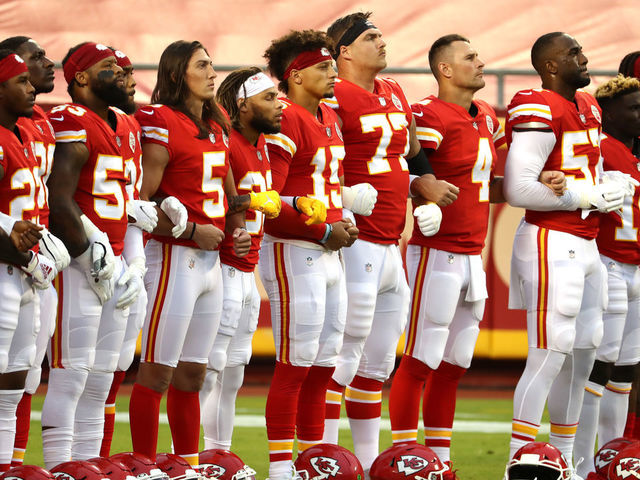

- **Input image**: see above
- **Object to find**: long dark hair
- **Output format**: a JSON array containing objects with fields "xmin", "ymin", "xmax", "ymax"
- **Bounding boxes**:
[{"xmin": 152, "ymin": 40, "xmax": 229, "ymax": 137}]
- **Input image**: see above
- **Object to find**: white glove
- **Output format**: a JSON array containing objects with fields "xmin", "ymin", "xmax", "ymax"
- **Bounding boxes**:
[
  {"xmin": 414, "ymin": 203, "xmax": 442, "ymax": 237},
  {"xmin": 342, "ymin": 183, "xmax": 378, "ymax": 216},
  {"xmin": 75, "ymin": 245, "xmax": 115, "ymax": 305},
  {"xmin": 21, "ymin": 251, "xmax": 57, "ymax": 290},
  {"xmin": 80, "ymin": 215, "xmax": 116, "ymax": 281},
  {"xmin": 127, "ymin": 199, "xmax": 158, "ymax": 233},
  {"xmin": 577, "ymin": 182, "xmax": 626, "ymax": 213},
  {"xmin": 38, "ymin": 228, "xmax": 71, "ymax": 272},
  {"xmin": 601, "ymin": 170, "xmax": 640, "ymax": 197},
  {"xmin": 160, "ymin": 196, "xmax": 188, "ymax": 238},
  {"xmin": 116, "ymin": 257, "xmax": 146, "ymax": 309}
]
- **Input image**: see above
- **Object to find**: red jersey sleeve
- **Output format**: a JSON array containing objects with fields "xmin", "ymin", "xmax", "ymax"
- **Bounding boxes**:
[
  {"xmin": 135, "ymin": 105, "xmax": 171, "ymax": 154},
  {"xmin": 506, "ymin": 89, "xmax": 555, "ymax": 137}
]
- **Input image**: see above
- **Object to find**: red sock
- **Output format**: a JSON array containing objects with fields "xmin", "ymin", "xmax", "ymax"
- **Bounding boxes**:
[
  {"xmin": 296, "ymin": 365, "xmax": 335, "ymax": 450},
  {"xmin": 423, "ymin": 362, "xmax": 466, "ymax": 456},
  {"xmin": 266, "ymin": 362, "xmax": 310, "ymax": 463},
  {"xmin": 624, "ymin": 411, "xmax": 636, "ymax": 439},
  {"xmin": 325, "ymin": 378, "xmax": 344, "ymax": 421},
  {"xmin": 167, "ymin": 385, "xmax": 200, "ymax": 466},
  {"xmin": 129, "ymin": 383, "xmax": 162, "ymax": 461},
  {"xmin": 345, "ymin": 375, "xmax": 383, "ymax": 420},
  {"xmin": 389, "ymin": 355, "xmax": 432, "ymax": 445},
  {"xmin": 11, "ymin": 392, "xmax": 31, "ymax": 466},
  {"xmin": 100, "ymin": 370, "xmax": 126, "ymax": 457}
]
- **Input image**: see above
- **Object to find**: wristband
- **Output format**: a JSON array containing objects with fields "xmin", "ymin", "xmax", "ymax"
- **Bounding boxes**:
[
  {"xmin": 188, "ymin": 222, "xmax": 197, "ymax": 240},
  {"xmin": 292, "ymin": 196, "xmax": 301, "ymax": 214},
  {"xmin": 319, "ymin": 223, "xmax": 332, "ymax": 244}
]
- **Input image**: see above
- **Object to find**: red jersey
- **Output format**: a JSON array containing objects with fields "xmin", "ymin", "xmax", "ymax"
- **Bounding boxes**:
[
  {"xmin": 410, "ymin": 97, "xmax": 505, "ymax": 254},
  {"xmin": 506, "ymin": 89, "xmax": 602, "ymax": 239},
  {"xmin": 220, "ymin": 130, "xmax": 271, "ymax": 271},
  {"xmin": 135, "ymin": 105, "xmax": 230, "ymax": 249},
  {"xmin": 265, "ymin": 99, "xmax": 344, "ymax": 243},
  {"xmin": 0, "ymin": 123, "xmax": 39, "ymax": 223},
  {"xmin": 596, "ymin": 134, "xmax": 640, "ymax": 264},
  {"xmin": 49, "ymin": 103, "xmax": 128, "ymax": 255},
  {"xmin": 325, "ymin": 77, "xmax": 411, "ymax": 244},
  {"xmin": 17, "ymin": 105, "xmax": 55, "ymax": 227},
  {"xmin": 115, "ymin": 110, "xmax": 142, "ymax": 201}
]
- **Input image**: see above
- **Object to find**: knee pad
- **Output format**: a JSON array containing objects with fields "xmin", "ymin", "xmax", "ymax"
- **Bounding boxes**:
[
  {"xmin": 221, "ymin": 365, "xmax": 245, "ymax": 393},
  {"xmin": 445, "ymin": 322, "xmax": 481, "ymax": 369},
  {"xmin": 292, "ymin": 330, "xmax": 320, "ymax": 366},
  {"xmin": 344, "ymin": 283, "xmax": 378, "ymax": 339}
]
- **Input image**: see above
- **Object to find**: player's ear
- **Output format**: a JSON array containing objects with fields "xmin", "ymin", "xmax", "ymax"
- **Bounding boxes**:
[
  {"xmin": 74, "ymin": 70, "xmax": 89, "ymax": 87},
  {"xmin": 545, "ymin": 59, "xmax": 558, "ymax": 76},
  {"xmin": 438, "ymin": 62, "xmax": 452, "ymax": 79},
  {"xmin": 339, "ymin": 45, "xmax": 351, "ymax": 61},
  {"xmin": 237, "ymin": 98, "xmax": 248, "ymax": 112},
  {"xmin": 292, "ymin": 70, "xmax": 303, "ymax": 85}
]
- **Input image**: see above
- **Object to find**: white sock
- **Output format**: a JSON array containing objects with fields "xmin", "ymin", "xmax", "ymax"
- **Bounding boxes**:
[
  {"xmin": 72, "ymin": 371, "xmax": 113, "ymax": 460},
  {"xmin": 549, "ymin": 349, "xmax": 596, "ymax": 465},
  {"xmin": 323, "ymin": 419, "xmax": 340, "ymax": 445},
  {"xmin": 41, "ymin": 368, "xmax": 88, "ymax": 468},
  {"xmin": 574, "ymin": 381, "xmax": 604, "ymax": 478},
  {"xmin": 349, "ymin": 418, "xmax": 380, "ymax": 471},
  {"xmin": 268, "ymin": 459, "xmax": 293, "ymax": 480},
  {"xmin": 599, "ymin": 380, "xmax": 632, "ymax": 446},
  {"xmin": 510, "ymin": 348, "xmax": 566, "ymax": 459},
  {"xmin": 203, "ymin": 365, "xmax": 245, "ymax": 450},
  {"xmin": 0, "ymin": 389, "xmax": 24, "ymax": 467}
]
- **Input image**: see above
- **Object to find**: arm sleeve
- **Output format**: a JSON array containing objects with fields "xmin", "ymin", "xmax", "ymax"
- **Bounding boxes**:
[
  {"xmin": 504, "ymin": 130, "xmax": 581, "ymax": 211},
  {"xmin": 407, "ymin": 148, "xmax": 434, "ymax": 176}
]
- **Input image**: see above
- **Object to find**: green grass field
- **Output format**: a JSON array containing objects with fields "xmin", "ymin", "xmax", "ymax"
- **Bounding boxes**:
[{"xmin": 24, "ymin": 393, "xmax": 551, "ymax": 479}]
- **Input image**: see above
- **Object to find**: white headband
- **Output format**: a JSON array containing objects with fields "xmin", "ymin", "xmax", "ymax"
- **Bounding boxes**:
[{"xmin": 236, "ymin": 72, "xmax": 275, "ymax": 100}]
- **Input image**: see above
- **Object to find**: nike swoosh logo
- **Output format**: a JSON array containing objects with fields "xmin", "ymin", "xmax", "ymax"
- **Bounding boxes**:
[
  {"xmin": 413, "ymin": 111, "xmax": 424, "ymax": 117},
  {"xmin": 139, "ymin": 109, "xmax": 154, "ymax": 115},
  {"xmin": 50, "ymin": 116, "xmax": 64, "ymax": 121},
  {"xmin": 519, "ymin": 92, "xmax": 534, "ymax": 95}
]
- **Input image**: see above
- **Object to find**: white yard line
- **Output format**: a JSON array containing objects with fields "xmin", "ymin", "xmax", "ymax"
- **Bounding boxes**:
[{"xmin": 30, "ymin": 412, "xmax": 549, "ymax": 434}]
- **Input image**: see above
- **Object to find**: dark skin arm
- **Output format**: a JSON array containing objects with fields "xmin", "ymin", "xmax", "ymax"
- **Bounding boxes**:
[
  {"xmin": 223, "ymin": 170, "xmax": 250, "ymax": 257},
  {"xmin": 47, "ymin": 142, "xmax": 90, "ymax": 257},
  {"xmin": 10, "ymin": 220, "xmax": 43, "ymax": 251}
]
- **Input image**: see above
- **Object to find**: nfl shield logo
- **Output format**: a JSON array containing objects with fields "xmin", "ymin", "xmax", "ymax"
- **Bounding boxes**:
[
  {"xmin": 223, "ymin": 133, "xmax": 229, "ymax": 147},
  {"xmin": 636, "ymin": 161, "xmax": 640, "ymax": 172},
  {"xmin": 326, "ymin": 127, "xmax": 332, "ymax": 137},
  {"xmin": 579, "ymin": 114, "xmax": 586, "ymax": 124},
  {"xmin": 23, "ymin": 147, "xmax": 28, "ymax": 157},
  {"xmin": 209, "ymin": 133, "xmax": 216, "ymax": 144},
  {"xmin": 378, "ymin": 97, "xmax": 386, "ymax": 106},
  {"xmin": 257, "ymin": 150, "xmax": 262, "ymax": 161},
  {"xmin": 116, "ymin": 136, "xmax": 122, "ymax": 147}
]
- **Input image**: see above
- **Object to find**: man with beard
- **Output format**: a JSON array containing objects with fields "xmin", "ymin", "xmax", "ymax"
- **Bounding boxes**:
[
  {"xmin": 41, "ymin": 41, "xmax": 143, "ymax": 467},
  {"xmin": 0, "ymin": 35, "xmax": 71, "ymax": 467},
  {"xmin": 199, "ymin": 67, "xmax": 282, "ymax": 452},
  {"xmin": 99, "ymin": 47, "xmax": 159, "ymax": 457},
  {"xmin": 503, "ymin": 32, "xmax": 633, "ymax": 470}
]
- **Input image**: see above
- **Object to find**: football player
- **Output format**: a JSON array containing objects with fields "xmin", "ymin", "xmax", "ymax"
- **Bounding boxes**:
[
  {"xmin": 261, "ymin": 29, "xmax": 357, "ymax": 480},
  {"xmin": 0, "ymin": 35, "xmax": 69, "ymax": 467},
  {"xmin": 41, "ymin": 41, "xmax": 139, "ymax": 467},
  {"xmin": 322, "ymin": 12, "xmax": 459, "ymax": 471},
  {"xmin": 574, "ymin": 75, "xmax": 640, "ymax": 477},
  {"xmin": 0, "ymin": 49, "xmax": 57, "ymax": 472},
  {"xmin": 128, "ymin": 40, "xmax": 275, "ymax": 465},
  {"xmin": 199, "ymin": 67, "xmax": 282, "ymax": 451},
  {"xmin": 388, "ymin": 34, "xmax": 565, "ymax": 475},
  {"xmin": 99, "ymin": 47, "xmax": 156, "ymax": 457},
  {"xmin": 503, "ymin": 32, "xmax": 633, "ymax": 469}
]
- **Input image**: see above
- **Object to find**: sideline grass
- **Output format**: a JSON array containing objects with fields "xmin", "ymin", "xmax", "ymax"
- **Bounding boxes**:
[{"xmin": 26, "ymin": 394, "xmax": 550, "ymax": 479}]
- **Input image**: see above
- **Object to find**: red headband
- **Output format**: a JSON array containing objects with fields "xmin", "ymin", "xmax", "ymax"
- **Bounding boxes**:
[
  {"xmin": 283, "ymin": 48, "xmax": 332, "ymax": 80},
  {"xmin": 113, "ymin": 49, "xmax": 132, "ymax": 68},
  {"xmin": 633, "ymin": 56, "xmax": 640, "ymax": 81},
  {"xmin": 63, "ymin": 42, "xmax": 114, "ymax": 85},
  {"xmin": 0, "ymin": 54, "xmax": 28, "ymax": 83}
]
